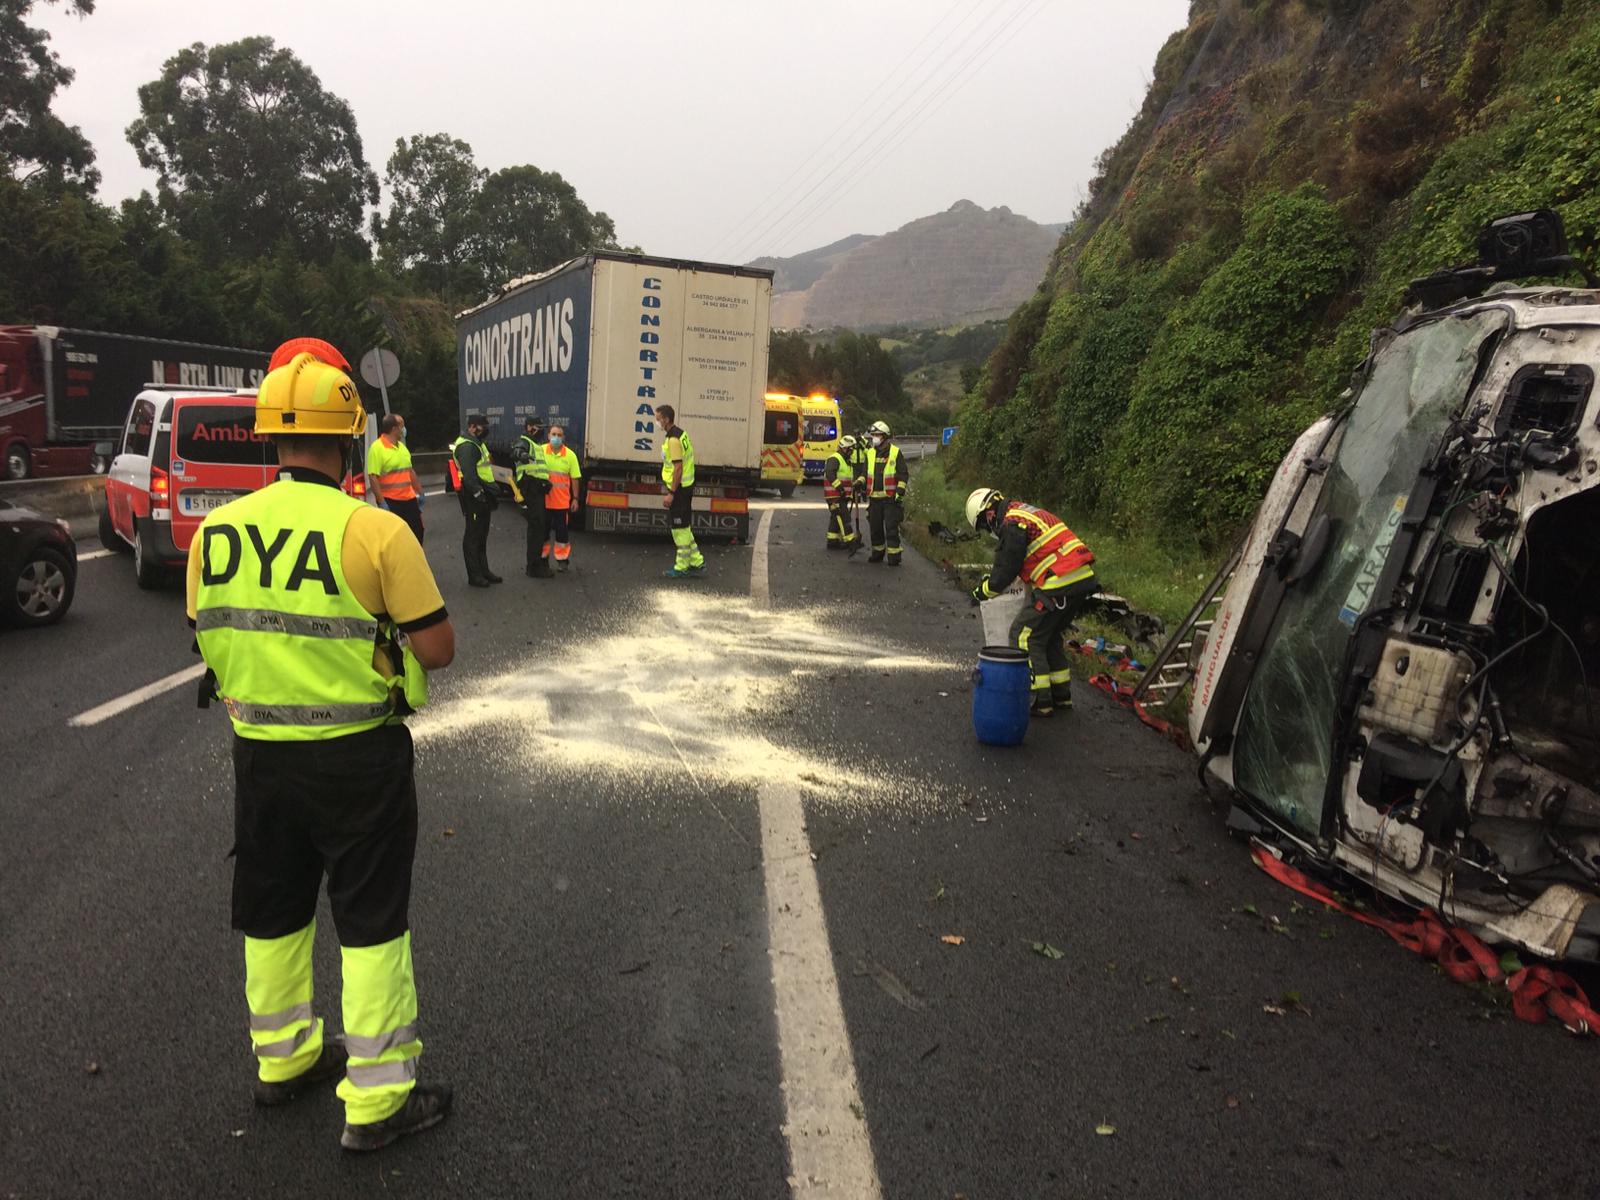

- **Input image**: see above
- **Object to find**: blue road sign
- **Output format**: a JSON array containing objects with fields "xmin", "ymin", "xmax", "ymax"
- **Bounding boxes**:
[{"xmin": 942, "ymin": 426, "xmax": 958, "ymax": 445}]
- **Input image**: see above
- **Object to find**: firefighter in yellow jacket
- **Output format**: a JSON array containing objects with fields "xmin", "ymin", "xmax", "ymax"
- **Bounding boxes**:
[{"xmin": 187, "ymin": 341, "xmax": 456, "ymax": 1152}]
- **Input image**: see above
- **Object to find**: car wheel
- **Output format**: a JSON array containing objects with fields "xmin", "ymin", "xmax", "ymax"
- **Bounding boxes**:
[
  {"xmin": 133, "ymin": 524, "xmax": 166, "ymax": 590},
  {"xmin": 778, "ymin": 481, "xmax": 796, "ymax": 498},
  {"xmin": 7, "ymin": 546, "xmax": 74, "ymax": 627},
  {"xmin": 5, "ymin": 443, "xmax": 30, "ymax": 480},
  {"xmin": 98, "ymin": 506, "xmax": 129, "ymax": 553}
]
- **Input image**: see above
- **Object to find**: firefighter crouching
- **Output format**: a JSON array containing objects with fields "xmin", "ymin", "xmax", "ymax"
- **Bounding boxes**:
[
  {"xmin": 187, "ymin": 344, "xmax": 456, "ymax": 1151},
  {"xmin": 966, "ymin": 487, "xmax": 1096, "ymax": 717},
  {"xmin": 859, "ymin": 420, "xmax": 907, "ymax": 565},
  {"xmin": 823, "ymin": 434, "xmax": 860, "ymax": 550}
]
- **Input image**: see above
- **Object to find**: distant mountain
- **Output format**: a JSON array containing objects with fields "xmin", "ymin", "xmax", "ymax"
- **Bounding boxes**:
[{"xmin": 757, "ymin": 201, "xmax": 1065, "ymax": 330}]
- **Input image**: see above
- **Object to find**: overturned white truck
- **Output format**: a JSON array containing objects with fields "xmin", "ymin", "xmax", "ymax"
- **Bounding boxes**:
[{"xmin": 1148, "ymin": 211, "xmax": 1600, "ymax": 962}]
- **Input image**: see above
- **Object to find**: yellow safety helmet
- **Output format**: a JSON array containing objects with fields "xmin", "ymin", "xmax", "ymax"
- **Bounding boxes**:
[{"xmin": 254, "ymin": 352, "xmax": 366, "ymax": 436}]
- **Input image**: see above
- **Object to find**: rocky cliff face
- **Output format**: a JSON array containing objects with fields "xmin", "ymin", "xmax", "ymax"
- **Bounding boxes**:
[{"xmin": 761, "ymin": 201, "xmax": 1063, "ymax": 329}]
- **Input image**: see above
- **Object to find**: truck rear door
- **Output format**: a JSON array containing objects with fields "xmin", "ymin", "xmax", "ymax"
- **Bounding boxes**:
[{"xmin": 168, "ymin": 399, "xmax": 276, "ymax": 551}]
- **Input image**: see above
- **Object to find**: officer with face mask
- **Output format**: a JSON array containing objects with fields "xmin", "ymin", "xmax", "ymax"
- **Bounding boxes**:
[
  {"xmin": 514, "ymin": 415, "xmax": 553, "ymax": 578},
  {"xmin": 858, "ymin": 420, "xmax": 908, "ymax": 565},
  {"xmin": 449, "ymin": 415, "xmax": 500, "ymax": 588}
]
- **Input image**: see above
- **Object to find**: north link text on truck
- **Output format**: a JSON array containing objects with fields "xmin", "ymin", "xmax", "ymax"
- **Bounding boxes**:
[{"xmin": 463, "ymin": 299, "xmax": 575, "ymax": 385}]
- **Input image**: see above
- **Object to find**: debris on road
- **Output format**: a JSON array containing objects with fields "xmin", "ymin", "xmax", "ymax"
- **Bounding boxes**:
[
  {"xmin": 1030, "ymin": 941, "xmax": 1065, "ymax": 961},
  {"xmin": 940, "ymin": 934, "xmax": 965, "ymax": 946},
  {"xmin": 1095, "ymin": 1122, "xmax": 1116, "ymax": 1137}
]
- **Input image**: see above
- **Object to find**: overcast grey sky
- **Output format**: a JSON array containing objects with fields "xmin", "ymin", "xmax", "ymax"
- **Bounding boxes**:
[{"xmin": 36, "ymin": 0, "xmax": 1189, "ymax": 261}]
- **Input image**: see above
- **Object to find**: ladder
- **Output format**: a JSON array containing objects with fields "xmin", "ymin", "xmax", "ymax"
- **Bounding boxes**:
[{"xmin": 1131, "ymin": 541, "xmax": 1244, "ymax": 712}]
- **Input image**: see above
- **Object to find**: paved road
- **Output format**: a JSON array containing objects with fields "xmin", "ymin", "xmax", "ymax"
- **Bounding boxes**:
[{"xmin": 4, "ymin": 492, "xmax": 1598, "ymax": 1200}]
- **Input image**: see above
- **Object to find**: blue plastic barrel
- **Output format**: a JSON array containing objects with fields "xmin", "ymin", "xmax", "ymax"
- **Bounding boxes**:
[{"xmin": 972, "ymin": 645, "xmax": 1031, "ymax": 746}]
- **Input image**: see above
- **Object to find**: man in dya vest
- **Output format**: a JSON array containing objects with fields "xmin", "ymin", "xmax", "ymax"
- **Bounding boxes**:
[
  {"xmin": 187, "ymin": 342, "xmax": 456, "ymax": 1151},
  {"xmin": 540, "ymin": 424, "xmax": 583, "ymax": 572},
  {"xmin": 966, "ymin": 487, "xmax": 1097, "ymax": 717},
  {"xmin": 450, "ymin": 414, "xmax": 501, "ymax": 587},
  {"xmin": 823, "ymin": 434, "xmax": 861, "ymax": 551}
]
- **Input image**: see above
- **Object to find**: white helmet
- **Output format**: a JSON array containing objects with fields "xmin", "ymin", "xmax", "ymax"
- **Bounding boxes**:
[
  {"xmin": 838, "ymin": 434, "xmax": 858, "ymax": 451},
  {"xmin": 869, "ymin": 420, "xmax": 891, "ymax": 437},
  {"xmin": 965, "ymin": 487, "xmax": 1005, "ymax": 529}
]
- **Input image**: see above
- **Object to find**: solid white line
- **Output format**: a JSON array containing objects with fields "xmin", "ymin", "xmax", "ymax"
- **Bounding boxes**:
[
  {"xmin": 67, "ymin": 663, "xmax": 207, "ymax": 728},
  {"xmin": 77, "ymin": 548, "xmax": 115, "ymax": 562},
  {"xmin": 424, "ymin": 488, "xmax": 445, "ymax": 497},
  {"xmin": 750, "ymin": 507, "xmax": 881, "ymax": 1197},
  {"xmin": 750, "ymin": 506, "xmax": 773, "ymax": 606}
]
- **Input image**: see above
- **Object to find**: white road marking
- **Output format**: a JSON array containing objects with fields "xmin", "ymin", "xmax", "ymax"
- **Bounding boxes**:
[
  {"xmin": 424, "ymin": 488, "xmax": 445, "ymax": 497},
  {"xmin": 751, "ymin": 509, "xmax": 882, "ymax": 1197},
  {"xmin": 67, "ymin": 663, "xmax": 207, "ymax": 728},
  {"xmin": 77, "ymin": 548, "xmax": 115, "ymax": 561}
]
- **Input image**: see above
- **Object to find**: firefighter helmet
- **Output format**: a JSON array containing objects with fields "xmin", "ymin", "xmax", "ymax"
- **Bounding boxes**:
[
  {"xmin": 839, "ymin": 434, "xmax": 858, "ymax": 451},
  {"xmin": 965, "ymin": 487, "xmax": 1005, "ymax": 529},
  {"xmin": 254, "ymin": 352, "xmax": 365, "ymax": 436},
  {"xmin": 869, "ymin": 420, "xmax": 891, "ymax": 436}
]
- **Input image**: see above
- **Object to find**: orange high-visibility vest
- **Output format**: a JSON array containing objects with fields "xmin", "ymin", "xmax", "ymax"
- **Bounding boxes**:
[{"xmin": 1003, "ymin": 501, "xmax": 1094, "ymax": 588}]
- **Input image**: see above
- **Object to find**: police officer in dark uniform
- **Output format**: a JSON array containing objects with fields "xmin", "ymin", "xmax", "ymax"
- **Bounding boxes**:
[
  {"xmin": 451, "ymin": 414, "xmax": 500, "ymax": 588},
  {"xmin": 514, "ymin": 415, "xmax": 553, "ymax": 578}
]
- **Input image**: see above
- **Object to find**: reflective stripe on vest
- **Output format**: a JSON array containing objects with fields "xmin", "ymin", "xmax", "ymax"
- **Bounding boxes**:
[
  {"xmin": 865, "ymin": 444, "xmax": 902, "ymax": 498},
  {"xmin": 544, "ymin": 445, "xmax": 580, "ymax": 508},
  {"xmin": 661, "ymin": 429, "xmax": 696, "ymax": 488},
  {"xmin": 515, "ymin": 435, "xmax": 550, "ymax": 484},
  {"xmin": 194, "ymin": 480, "xmax": 403, "ymax": 741},
  {"xmin": 823, "ymin": 452, "xmax": 856, "ymax": 500},
  {"xmin": 368, "ymin": 440, "xmax": 416, "ymax": 501},
  {"xmin": 1004, "ymin": 501, "xmax": 1094, "ymax": 589}
]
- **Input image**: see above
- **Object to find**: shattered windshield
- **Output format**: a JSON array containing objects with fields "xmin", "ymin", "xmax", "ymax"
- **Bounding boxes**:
[{"xmin": 1233, "ymin": 310, "xmax": 1507, "ymax": 836}]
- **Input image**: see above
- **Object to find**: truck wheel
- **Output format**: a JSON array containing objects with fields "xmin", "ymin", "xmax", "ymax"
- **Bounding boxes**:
[
  {"xmin": 98, "ymin": 507, "xmax": 129, "ymax": 553},
  {"xmin": 133, "ymin": 524, "xmax": 166, "ymax": 590},
  {"xmin": 778, "ymin": 481, "xmax": 796, "ymax": 498},
  {"xmin": 5, "ymin": 443, "xmax": 30, "ymax": 480}
]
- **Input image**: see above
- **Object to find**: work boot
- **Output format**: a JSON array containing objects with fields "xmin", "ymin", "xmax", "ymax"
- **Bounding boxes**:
[
  {"xmin": 827, "ymin": 540, "xmax": 842, "ymax": 551},
  {"xmin": 526, "ymin": 562, "xmax": 553, "ymax": 578},
  {"xmin": 867, "ymin": 551, "xmax": 885, "ymax": 563},
  {"xmin": 339, "ymin": 1083, "xmax": 453, "ymax": 1153},
  {"xmin": 557, "ymin": 559, "xmax": 569, "ymax": 572},
  {"xmin": 885, "ymin": 555, "xmax": 902, "ymax": 567},
  {"xmin": 484, "ymin": 572, "xmax": 504, "ymax": 584},
  {"xmin": 467, "ymin": 577, "xmax": 491, "ymax": 588},
  {"xmin": 1030, "ymin": 699, "xmax": 1054, "ymax": 718},
  {"xmin": 253, "ymin": 1038, "xmax": 347, "ymax": 1108}
]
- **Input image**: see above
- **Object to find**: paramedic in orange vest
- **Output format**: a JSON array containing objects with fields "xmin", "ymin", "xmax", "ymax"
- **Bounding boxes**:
[
  {"xmin": 366, "ymin": 414, "xmax": 424, "ymax": 544},
  {"xmin": 966, "ymin": 487, "xmax": 1097, "ymax": 717},
  {"xmin": 540, "ymin": 424, "xmax": 582, "ymax": 572}
]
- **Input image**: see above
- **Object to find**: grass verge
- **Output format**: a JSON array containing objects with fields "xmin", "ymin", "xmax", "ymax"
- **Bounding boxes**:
[{"xmin": 902, "ymin": 453, "xmax": 1225, "ymax": 634}]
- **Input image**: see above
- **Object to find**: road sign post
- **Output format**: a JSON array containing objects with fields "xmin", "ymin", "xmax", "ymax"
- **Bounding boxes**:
[{"xmin": 359, "ymin": 347, "xmax": 401, "ymax": 418}]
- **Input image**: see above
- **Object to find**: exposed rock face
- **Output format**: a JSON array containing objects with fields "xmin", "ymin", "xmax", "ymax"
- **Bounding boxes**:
[{"xmin": 760, "ymin": 201, "xmax": 1063, "ymax": 329}]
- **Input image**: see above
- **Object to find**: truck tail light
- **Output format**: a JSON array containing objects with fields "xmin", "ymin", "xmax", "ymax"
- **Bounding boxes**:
[{"xmin": 150, "ymin": 465, "xmax": 169, "ymax": 501}]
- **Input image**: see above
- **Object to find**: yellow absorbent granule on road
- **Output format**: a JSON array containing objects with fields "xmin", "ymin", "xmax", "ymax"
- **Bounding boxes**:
[{"xmin": 409, "ymin": 588, "xmax": 962, "ymax": 809}]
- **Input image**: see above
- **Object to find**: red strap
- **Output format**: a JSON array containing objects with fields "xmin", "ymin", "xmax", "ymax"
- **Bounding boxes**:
[{"xmin": 1250, "ymin": 843, "xmax": 1600, "ymax": 1035}]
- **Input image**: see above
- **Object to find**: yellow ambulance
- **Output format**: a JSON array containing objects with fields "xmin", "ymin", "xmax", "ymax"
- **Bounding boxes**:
[{"xmin": 760, "ymin": 392, "xmax": 804, "ymax": 497}]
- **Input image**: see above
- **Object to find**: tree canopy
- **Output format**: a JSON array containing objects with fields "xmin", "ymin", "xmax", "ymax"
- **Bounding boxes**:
[
  {"xmin": 0, "ymin": 0, "xmax": 97, "ymax": 188},
  {"xmin": 126, "ymin": 36, "xmax": 379, "ymax": 259}
]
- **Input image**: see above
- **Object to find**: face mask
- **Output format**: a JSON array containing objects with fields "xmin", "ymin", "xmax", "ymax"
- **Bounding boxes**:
[
  {"xmin": 550, "ymin": 435, "xmax": 564, "ymax": 448},
  {"xmin": 397, "ymin": 427, "xmax": 407, "ymax": 442}
]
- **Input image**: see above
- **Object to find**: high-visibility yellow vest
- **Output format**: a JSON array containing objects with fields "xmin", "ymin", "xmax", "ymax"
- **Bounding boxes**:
[
  {"xmin": 515, "ymin": 435, "xmax": 550, "ymax": 485},
  {"xmin": 366, "ymin": 438, "xmax": 416, "ymax": 501},
  {"xmin": 660, "ymin": 428, "xmax": 696, "ymax": 488},
  {"xmin": 193, "ymin": 480, "xmax": 426, "ymax": 741},
  {"xmin": 448, "ymin": 436, "xmax": 494, "ymax": 489},
  {"xmin": 863, "ymin": 443, "xmax": 902, "ymax": 498}
]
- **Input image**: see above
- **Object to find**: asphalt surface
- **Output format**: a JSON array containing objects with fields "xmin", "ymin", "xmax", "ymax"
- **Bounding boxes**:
[{"xmin": 5, "ymin": 492, "xmax": 1600, "ymax": 1200}]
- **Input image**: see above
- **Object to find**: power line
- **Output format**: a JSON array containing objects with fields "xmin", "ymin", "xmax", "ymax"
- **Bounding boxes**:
[
  {"xmin": 721, "ymin": 1, "xmax": 1022, "ymax": 265},
  {"xmin": 769, "ymin": 0, "xmax": 1051, "ymax": 258},
  {"xmin": 706, "ymin": 0, "xmax": 977, "ymax": 262},
  {"xmin": 737, "ymin": 0, "xmax": 1048, "ymax": 264}
]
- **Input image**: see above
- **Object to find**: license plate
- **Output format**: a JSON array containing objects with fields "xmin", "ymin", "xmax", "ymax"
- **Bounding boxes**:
[{"xmin": 178, "ymin": 490, "xmax": 246, "ymax": 515}]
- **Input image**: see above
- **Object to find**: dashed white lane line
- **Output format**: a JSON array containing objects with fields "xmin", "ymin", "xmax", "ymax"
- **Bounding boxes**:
[
  {"xmin": 752, "ymin": 509, "xmax": 882, "ymax": 1197},
  {"xmin": 67, "ymin": 663, "xmax": 207, "ymax": 728},
  {"xmin": 77, "ymin": 547, "xmax": 115, "ymax": 562}
]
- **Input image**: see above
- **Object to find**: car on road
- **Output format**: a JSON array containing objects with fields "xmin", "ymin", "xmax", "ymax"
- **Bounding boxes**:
[
  {"xmin": 1, "ymin": 498, "xmax": 77, "ymax": 627},
  {"xmin": 101, "ymin": 386, "xmax": 277, "ymax": 588},
  {"xmin": 1153, "ymin": 210, "xmax": 1600, "ymax": 964}
]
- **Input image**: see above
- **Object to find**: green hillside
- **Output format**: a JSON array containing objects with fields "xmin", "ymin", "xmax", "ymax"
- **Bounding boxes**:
[{"xmin": 956, "ymin": 0, "xmax": 1600, "ymax": 552}]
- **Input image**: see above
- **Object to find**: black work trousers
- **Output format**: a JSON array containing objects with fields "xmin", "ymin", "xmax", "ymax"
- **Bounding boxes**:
[
  {"xmin": 387, "ymin": 497, "xmax": 425, "ymax": 545},
  {"xmin": 230, "ymin": 724, "xmax": 418, "ymax": 948},
  {"xmin": 867, "ymin": 497, "xmax": 902, "ymax": 557},
  {"xmin": 826, "ymin": 496, "xmax": 853, "ymax": 545},
  {"xmin": 522, "ymin": 497, "xmax": 550, "ymax": 571},
  {"xmin": 459, "ymin": 492, "xmax": 493, "ymax": 581},
  {"xmin": 1008, "ymin": 575, "xmax": 1098, "ymax": 710}
]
